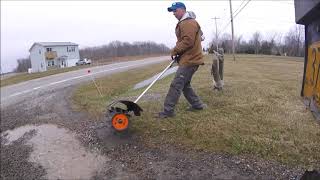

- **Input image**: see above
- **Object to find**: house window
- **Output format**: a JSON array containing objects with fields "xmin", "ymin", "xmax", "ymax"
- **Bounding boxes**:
[
  {"xmin": 46, "ymin": 48, "xmax": 52, "ymax": 52},
  {"xmin": 67, "ymin": 46, "xmax": 75, "ymax": 52},
  {"xmin": 39, "ymin": 50, "xmax": 41, "ymax": 54},
  {"xmin": 47, "ymin": 60, "xmax": 54, "ymax": 66}
]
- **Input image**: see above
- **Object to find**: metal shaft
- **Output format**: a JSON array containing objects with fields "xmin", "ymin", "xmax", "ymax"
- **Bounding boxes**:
[{"xmin": 134, "ymin": 60, "xmax": 175, "ymax": 103}]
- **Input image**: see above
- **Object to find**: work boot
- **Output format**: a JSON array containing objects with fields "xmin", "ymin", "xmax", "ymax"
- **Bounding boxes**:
[
  {"xmin": 186, "ymin": 104, "xmax": 207, "ymax": 111},
  {"xmin": 155, "ymin": 111, "xmax": 175, "ymax": 119}
]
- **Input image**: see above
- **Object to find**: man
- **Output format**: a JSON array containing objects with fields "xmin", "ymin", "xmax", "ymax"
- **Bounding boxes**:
[
  {"xmin": 156, "ymin": 2, "xmax": 206, "ymax": 119},
  {"xmin": 211, "ymin": 48, "xmax": 224, "ymax": 91}
]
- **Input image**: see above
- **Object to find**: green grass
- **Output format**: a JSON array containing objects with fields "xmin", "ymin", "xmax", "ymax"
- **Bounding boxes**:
[{"xmin": 72, "ymin": 54, "xmax": 320, "ymax": 167}]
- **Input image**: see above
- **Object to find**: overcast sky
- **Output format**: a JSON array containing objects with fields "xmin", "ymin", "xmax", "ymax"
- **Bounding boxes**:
[{"xmin": 1, "ymin": 0, "xmax": 297, "ymax": 73}]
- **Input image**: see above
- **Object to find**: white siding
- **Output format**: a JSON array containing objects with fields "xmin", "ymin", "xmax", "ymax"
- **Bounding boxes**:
[
  {"xmin": 45, "ymin": 45, "xmax": 80, "ymax": 68},
  {"xmin": 66, "ymin": 59, "xmax": 78, "ymax": 67},
  {"xmin": 47, "ymin": 45, "xmax": 80, "ymax": 60},
  {"xmin": 30, "ymin": 45, "xmax": 46, "ymax": 72}
]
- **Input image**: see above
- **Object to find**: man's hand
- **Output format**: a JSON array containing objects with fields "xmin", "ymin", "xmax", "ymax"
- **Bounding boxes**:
[
  {"xmin": 171, "ymin": 55, "xmax": 180, "ymax": 63},
  {"xmin": 170, "ymin": 49, "xmax": 179, "ymax": 62},
  {"xmin": 170, "ymin": 49, "xmax": 177, "ymax": 57}
]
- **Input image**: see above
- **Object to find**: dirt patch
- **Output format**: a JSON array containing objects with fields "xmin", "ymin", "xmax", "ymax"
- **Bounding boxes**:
[{"xmin": 93, "ymin": 135, "xmax": 303, "ymax": 179}]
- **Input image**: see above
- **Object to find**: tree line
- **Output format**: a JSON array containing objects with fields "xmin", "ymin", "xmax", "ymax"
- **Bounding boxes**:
[
  {"xmin": 208, "ymin": 25, "xmax": 305, "ymax": 57},
  {"xmin": 79, "ymin": 41, "xmax": 170, "ymax": 60}
]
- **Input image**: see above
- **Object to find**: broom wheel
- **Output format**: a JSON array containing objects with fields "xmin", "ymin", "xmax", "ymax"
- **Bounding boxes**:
[{"xmin": 111, "ymin": 113, "xmax": 129, "ymax": 132}]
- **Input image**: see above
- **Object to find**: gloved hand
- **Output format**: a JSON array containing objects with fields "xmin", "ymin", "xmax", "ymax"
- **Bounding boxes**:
[
  {"xmin": 170, "ymin": 49, "xmax": 178, "ymax": 62},
  {"xmin": 171, "ymin": 55, "xmax": 180, "ymax": 63},
  {"xmin": 170, "ymin": 49, "xmax": 177, "ymax": 57}
]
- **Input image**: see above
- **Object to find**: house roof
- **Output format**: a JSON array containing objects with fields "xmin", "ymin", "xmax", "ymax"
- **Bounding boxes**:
[
  {"xmin": 29, "ymin": 42, "xmax": 78, "ymax": 52},
  {"xmin": 294, "ymin": 0, "xmax": 320, "ymax": 25}
]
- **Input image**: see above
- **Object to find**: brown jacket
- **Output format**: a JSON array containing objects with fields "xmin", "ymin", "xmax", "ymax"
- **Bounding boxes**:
[{"xmin": 173, "ymin": 18, "xmax": 204, "ymax": 66}]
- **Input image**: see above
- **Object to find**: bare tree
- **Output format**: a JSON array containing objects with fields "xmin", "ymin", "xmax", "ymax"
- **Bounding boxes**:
[
  {"xmin": 284, "ymin": 25, "xmax": 305, "ymax": 56},
  {"xmin": 266, "ymin": 31, "xmax": 278, "ymax": 55},
  {"xmin": 207, "ymin": 26, "xmax": 304, "ymax": 57},
  {"xmin": 235, "ymin": 35, "xmax": 243, "ymax": 53},
  {"xmin": 251, "ymin": 31, "xmax": 262, "ymax": 54},
  {"xmin": 219, "ymin": 33, "xmax": 232, "ymax": 53},
  {"xmin": 14, "ymin": 57, "xmax": 31, "ymax": 72},
  {"xmin": 274, "ymin": 32, "xmax": 284, "ymax": 55}
]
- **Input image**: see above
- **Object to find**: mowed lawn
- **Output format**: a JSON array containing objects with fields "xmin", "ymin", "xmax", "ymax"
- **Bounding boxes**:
[{"xmin": 72, "ymin": 54, "xmax": 320, "ymax": 168}]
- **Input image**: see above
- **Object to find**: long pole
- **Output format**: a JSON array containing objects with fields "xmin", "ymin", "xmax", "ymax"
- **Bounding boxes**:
[
  {"xmin": 134, "ymin": 60, "xmax": 175, "ymax": 103},
  {"xmin": 229, "ymin": 0, "xmax": 236, "ymax": 61},
  {"xmin": 212, "ymin": 17, "xmax": 220, "ymax": 51}
]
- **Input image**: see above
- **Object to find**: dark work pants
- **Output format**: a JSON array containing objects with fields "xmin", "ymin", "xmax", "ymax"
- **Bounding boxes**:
[{"xmin": 163, "ymin": 65, "xmax": 203, "ymax": 114}]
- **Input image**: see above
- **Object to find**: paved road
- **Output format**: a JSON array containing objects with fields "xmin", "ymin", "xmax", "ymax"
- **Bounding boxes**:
[{"xmin": 1, "ymin": 56, "xmax": 170, "ymax": 107}]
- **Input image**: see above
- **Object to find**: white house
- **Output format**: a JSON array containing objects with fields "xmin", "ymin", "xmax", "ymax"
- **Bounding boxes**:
[{"xmin": 29, "ymin": 42, "xmax": 80, "ymax": 72}]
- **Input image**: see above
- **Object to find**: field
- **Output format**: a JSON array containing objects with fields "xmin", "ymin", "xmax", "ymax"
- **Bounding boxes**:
[{"xmin": 72, "ymin": 54, "xmax": 319, "ymax": 168}]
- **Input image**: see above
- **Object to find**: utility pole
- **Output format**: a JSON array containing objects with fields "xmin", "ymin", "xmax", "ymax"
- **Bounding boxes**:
[
  {"xmin": 212, "ymin": 17, "xmax": 220, "ymax": 51},
  {"xmin": 229, "ymin": 0, "xmax": 236, "ymax": 61}
]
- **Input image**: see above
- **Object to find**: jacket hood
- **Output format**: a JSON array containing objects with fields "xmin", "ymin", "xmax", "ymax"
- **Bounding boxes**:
[
  {"xmin": 187, "ymin": 11, "xmax": 196, "ymax": 19},
  {"xmin": 180, "ymin": 11, "xmax": 197, "ymax": 22},
  {"xmin": 178, "ymin": 11, "xmax": 205, "ymax": 41}
]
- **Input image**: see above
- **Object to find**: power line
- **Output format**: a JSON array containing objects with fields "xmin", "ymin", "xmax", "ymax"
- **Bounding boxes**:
[
  {"xmin": 218, "ymin": 0, "xmax": 249, "ymax": 36},
  {"xmin": 233, "ymin": 0, "xmax": 246, "ymax": 15},
  {"xmin": 216, "ymin": 0, "xmax": 245, "ymax": 28},
  {"xmin": 218, "ymin": 0, "xmax": 251, "ymax": 36},
  {"xmin": 233, "ymin": 0, "xmax": 252, "ymax": 19}
]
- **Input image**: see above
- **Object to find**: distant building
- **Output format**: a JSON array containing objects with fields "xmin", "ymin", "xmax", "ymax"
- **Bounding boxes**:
[{"xmin": 29, "ymin": 42, "xmax": 80, "ymax": 72}]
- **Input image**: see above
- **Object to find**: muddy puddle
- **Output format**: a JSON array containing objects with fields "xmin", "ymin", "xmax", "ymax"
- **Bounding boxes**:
[{"xmin": 1, "ymin": 124, "xmax": 108, "ymax": 179}]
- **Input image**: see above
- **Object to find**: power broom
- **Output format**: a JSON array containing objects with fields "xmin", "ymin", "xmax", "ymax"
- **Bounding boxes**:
[{"xmin": 106, "ymin": 56, "xmax": 179, "ymax": 132}]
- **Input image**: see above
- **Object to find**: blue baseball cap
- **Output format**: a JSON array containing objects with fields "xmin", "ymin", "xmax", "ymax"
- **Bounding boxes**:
[{"xmin": 167, "ymin": 2, "xmax": 186, "ymax": 12}]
